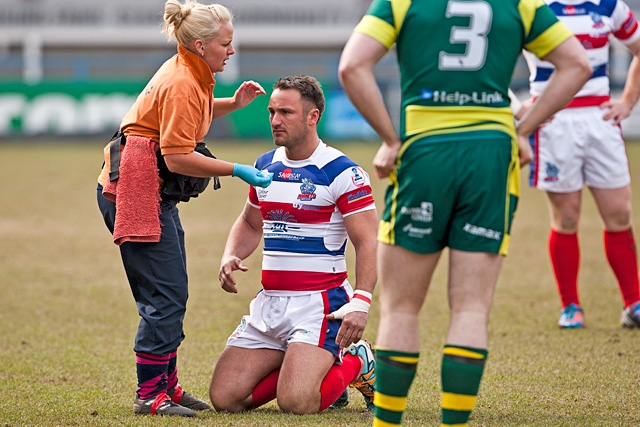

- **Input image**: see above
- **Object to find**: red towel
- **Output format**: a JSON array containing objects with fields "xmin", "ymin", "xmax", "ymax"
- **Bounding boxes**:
[{"xmin": 102, "ymin": 136, "xmax": 162, "ymax": 245}]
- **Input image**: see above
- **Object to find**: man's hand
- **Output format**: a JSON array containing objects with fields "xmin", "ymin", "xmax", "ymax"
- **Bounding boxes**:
[
  {"xmin": 517, "ymin": 134, "xmax": 533, "ymax": 167},
  {"xmin": 332, "ymin": 311, "xmax": 368, "ymax": 349},
  {"xmin": 514, "ymin": 97, "xmax": 534, "ymax": 121},
  {"xmin": 373, "ymin": 141, "xmax": 401, "ymax": 179},
  {"xmin": 601, "ymin": 98, "xmax": 634, "ymax": 126},
  {"xmin": 218, "ymin": 255, "xmax": 249, "ymax": 294},
  {"xmin": 326, "ymin": 290, "xmax": 372, "ymax": 348}
]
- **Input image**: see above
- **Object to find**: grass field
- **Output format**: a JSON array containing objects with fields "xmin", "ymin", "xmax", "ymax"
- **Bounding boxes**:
[{"xmin": 1, "ymin": 139, "xmax": 640, "ymax": 427}]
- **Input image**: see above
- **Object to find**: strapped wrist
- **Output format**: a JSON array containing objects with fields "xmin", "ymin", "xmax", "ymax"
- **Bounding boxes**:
[{"xmin": 353, "ymin": 290, "xmax": 372, "ymax": 305}]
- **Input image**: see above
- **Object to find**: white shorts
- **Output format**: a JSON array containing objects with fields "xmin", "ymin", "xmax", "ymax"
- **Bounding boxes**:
[
  {"xmin": 528, "ymin": 106, "xmax": 630, "ymax": 192},
  {"xmin": 225, "ymin": 283, "xmax": 353, "ymax": 358}
]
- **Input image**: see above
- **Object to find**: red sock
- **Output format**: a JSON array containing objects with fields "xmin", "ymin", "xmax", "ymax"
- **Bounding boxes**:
[
  {"xmin": 251, "ymin": 369, "xmax": 280, "ymax": 409},
  {"xmin": 318, "ymin": 353, "xmax": 362, "ymax": 412},
  {"xmin": 604, "ymin": 228, "xmax": 640, "ymax": 308},
  {"xmin": 549, "ymin": 229, "xmax": 580, "ymax": 307}
]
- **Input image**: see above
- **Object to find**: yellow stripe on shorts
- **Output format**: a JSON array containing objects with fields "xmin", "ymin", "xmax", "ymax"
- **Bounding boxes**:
[
  {"xmin": 500, "ymin": 144, "xmax": 519, "ymax": 256},
  {"xmin": 377, "ymin": 168, "xmax": 400, "ymax": 245}
]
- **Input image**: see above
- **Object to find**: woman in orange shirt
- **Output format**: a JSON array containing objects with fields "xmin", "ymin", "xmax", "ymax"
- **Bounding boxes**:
[{"xmin": 96, "ymin": 0, "xmax": 272, "ymax": 416}]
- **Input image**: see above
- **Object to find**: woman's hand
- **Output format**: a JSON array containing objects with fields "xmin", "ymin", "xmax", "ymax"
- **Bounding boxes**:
[{"xmin": 233, "ymin": 80, "xmax": 266, "ymax": 109}]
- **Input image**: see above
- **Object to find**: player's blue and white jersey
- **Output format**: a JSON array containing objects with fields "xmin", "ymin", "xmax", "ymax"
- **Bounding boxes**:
[
  {"xmin": 523, "ymin": 0, "xmax": 640, "ymax": 100},
  {"xmin": 248, "ymin": 142, "xmax": 375, "ymax": 296}
]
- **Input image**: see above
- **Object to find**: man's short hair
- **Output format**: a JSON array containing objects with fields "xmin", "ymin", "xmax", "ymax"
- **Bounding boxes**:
[{"xmin": 273, "ymin": 75, "xmax": 325, "ymax": 119}]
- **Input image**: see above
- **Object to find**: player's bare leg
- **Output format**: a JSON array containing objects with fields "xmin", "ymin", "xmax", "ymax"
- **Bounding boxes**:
[
  {"xmin": 375, "ymin": 244, "xmax": 440, "ymax": 352},
  {"xmin": 276, "ymin": 342, "xmax": 336, "ymax": 414},
  {"xmin": 372, "ymin": 244, "xmax": 439, "ymax": 425},
  {"xmin": 590, "ymin": 185, "xmax": 632, "ymax": 231},
  {"xmin": 546, "ymin": 190, "xmax": 585, "ymax": 327},
  {"xmin": 546, "ymin": 190, "xmax": 582, "ymax": 233},
  {"xmin": 440, "ymin": 250, "xmax": 501, "ymax": 425},
  {"xmin": 446, "ymin": 250, "xmax": 502, "ymax": 348},
  {"xmin": 591, "ymin": 185, "xmax": 640, "ymax": 323},
  {"xmin": 210, "ymin": 346, "xmax": 283, "ymax": 412}
]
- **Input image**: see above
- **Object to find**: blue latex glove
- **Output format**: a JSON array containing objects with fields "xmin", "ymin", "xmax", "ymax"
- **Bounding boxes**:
[{"xmin": 232, "ymin": 163, "xmax": 273, "ymax": 188}]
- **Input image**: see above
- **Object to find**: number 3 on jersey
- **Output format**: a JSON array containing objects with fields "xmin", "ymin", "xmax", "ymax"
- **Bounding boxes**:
[{"xmin": 439, "ymin": 0, "xmax": 492, "ymax": 71}]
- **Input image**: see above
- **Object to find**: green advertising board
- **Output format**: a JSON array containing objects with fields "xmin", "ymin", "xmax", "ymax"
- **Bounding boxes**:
[
  {"xmin": 0, "ymin": 80, "xmax": 273, "ymax": 139},
  {"xmin": 0, "ymin": 80, "xmax": 375, "ymax": 140}
]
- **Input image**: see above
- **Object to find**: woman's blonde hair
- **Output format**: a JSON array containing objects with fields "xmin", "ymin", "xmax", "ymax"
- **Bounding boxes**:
[{"xmin": 162, "ymin": 0, "xmax": 233, "ymax": 47}]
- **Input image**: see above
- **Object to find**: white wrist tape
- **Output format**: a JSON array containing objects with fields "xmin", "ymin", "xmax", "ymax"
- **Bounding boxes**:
[
  {"xmin": 508, "ymin": 89, "xmax": 523, "ymax": 116},
  {"xmin": 328, "ymin": 290, "xmax": 372, "ymax": 319},
  {"xmin": 353, "ymin": 290, "xmax": 372, "ymax": 305}
]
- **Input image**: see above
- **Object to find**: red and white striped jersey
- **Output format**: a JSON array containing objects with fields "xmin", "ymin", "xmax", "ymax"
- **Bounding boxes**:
[
  {"xmin": 523, "ymin": 0, "xmax": 640, "ymax": 102},
  {"xmin": 248, "ymin": 142, "xmax": 375, "ymax": 295}
]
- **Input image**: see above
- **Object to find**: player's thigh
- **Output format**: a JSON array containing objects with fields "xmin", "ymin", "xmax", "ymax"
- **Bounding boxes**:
[
  {"xmin": 378, "ymin": 242, "xmax": 441, "ymax": 314},
  {"xmin": 448, "ymin": 250, "xmax": 503, "ymax": 311},
  {"xmin": 277, "ymin": 343, "xmax": 335, "ymax": 401},
  {"xmin": 210, "ymin": 346, "xmax": 283, "ymax": 400}
]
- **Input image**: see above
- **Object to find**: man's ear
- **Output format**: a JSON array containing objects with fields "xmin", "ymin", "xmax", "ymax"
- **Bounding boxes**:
[{"xmin": 308, "ymin": 108, "xmax": 320, "ymax": 126}]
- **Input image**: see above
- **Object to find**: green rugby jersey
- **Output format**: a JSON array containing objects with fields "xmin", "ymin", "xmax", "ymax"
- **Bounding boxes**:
[{"xmin": 354, "ymin": 0, "xmax": 572, "ymax": 142}]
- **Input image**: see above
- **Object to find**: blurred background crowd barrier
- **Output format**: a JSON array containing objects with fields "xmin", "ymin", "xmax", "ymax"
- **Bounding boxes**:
[{"xmin": 1, "ymin": 0, "xmax": 639, "ymax": 140}]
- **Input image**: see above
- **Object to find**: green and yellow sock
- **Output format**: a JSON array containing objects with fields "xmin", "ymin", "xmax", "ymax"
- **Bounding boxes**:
[
  {"xmin": 373, "ymin": 348, "xmax": 419, "ymax": 427},
  {"xmin": 440, "ymin": 344, "xmax": 488, "ymax": 427}
]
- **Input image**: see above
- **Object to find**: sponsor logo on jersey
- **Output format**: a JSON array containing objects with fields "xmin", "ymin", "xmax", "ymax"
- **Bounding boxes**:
[
  {"xmin": 265, "ymin": 209, "xmax": 298, "ymax": 233},
  {"xmin": 297, "ymin": 178, "xmax": 317, "ymax": 201},
  {"xmin": 420, "ymin": 89, "xmax": 504, "ymax": 106},
  {"xmin": 544, "ymin": 162, "xmax": 560, "ymax": 182},
  {"xmin": 402, "ymin": 223, "xmax": 432, "ymax": 238},
  {"xmin": 590, "ymin": 11, "xmax": 605, "ymax": 28},
  {"xmin": 400, "ymin": 202, "xmax": 433, "ymax": 223},
  {"xmin": 463, "ymin": 223, "xmax": 502, "ymax": 240},
  {"xmin": 279, "ymin": 168, "xmax": 301, "ymax": 181},
  {"xmin": 257, "ymin": 187, "xmax": 269, "ymax": 200},
  {"xmin": 350, "ymin": 166, "xmax": 365, "ymax": 187},
  {"xmin": 623, "ymin": 15, "xmax": 638, "ymax": 34},
  {"xmin": 292, "ymin": 202, "xmax": 322, "ymax": 211},
  {"xmin": 347, "ymin": 188, "xmax": 372, "ymax": 203},
  {"xmin": 562, "ymin": 5, "xmax": 586, "ymax": 15}
]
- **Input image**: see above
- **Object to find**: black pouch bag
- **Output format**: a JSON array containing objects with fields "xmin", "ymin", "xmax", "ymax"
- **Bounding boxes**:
[{"xmin": 157, "ymin": 142, "xmax": 221, "ymax": 202}]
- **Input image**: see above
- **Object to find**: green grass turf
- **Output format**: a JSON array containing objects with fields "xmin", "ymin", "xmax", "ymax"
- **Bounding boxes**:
[{"xmin": 1, "ymin": 139, "xmax": 639, "ymax": 426}]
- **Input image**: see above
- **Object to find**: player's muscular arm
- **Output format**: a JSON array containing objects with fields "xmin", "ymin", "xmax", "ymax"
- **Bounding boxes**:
[
  {"xmin": 328, "ymin": 208, "xmax": 378, "ymax": 348},
  {"xmin": 339, "ymin": 33, "xmax": 402, "ymax": 179},
  {"xmin": 515, "ymin": 37, "xmax": 591, "ymax": 167},
  {"xmin": 219, "ymin": 203, "xmax": 263, "ymax": 294},
  {"xmin": 517, "ymin": 36, "xmax": 592, "ymax": 137}
]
